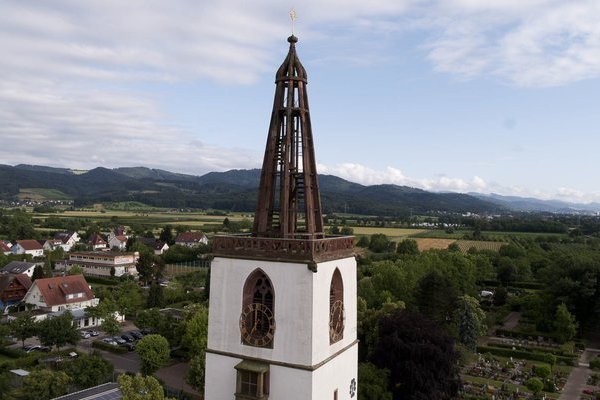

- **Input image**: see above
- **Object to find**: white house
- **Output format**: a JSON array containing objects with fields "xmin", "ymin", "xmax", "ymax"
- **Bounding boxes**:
[
  {"xmin": 42, "ymin": 239, "xmax": 70, "ymax": 252},
  {"xmin": 174, "ymin": 231, "xmax": 208, "ymax": 247},
  {"xmin": 107, "ymin": 226, "xmax": 128, "ymax": 243},
  {"xmin": 108, "ymin": 235, "xmax": 128, "ymax": 251},
  {"xmin": 53, "ymin": 232, "xmax": 80, "ymax": 252},
  {"xmin": 22, "ymin": 274, "xmax": 99, "ymax": 313},
  {"xmin": 12, "ymin": 240, "xmax": 44, "ymax": 258}
]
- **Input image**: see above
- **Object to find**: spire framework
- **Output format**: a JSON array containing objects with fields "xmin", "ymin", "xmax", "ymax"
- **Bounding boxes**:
[{"xmin": 253, "ymin": 35, "xmax": 324, "ymax": 238}]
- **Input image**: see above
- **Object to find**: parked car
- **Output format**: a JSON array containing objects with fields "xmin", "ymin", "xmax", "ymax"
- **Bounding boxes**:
[
  {"xmin": 140, "ymin": 328, "xmax": 153, "ymax": 335},
  {"xmin": 102, "ymin": 338, "xmax": 118, "ymax": 345},
  {"xmin": 22, "ymin": 345, "xmax": 41, "ymax": 353},
  {"xmin": 113, "ymin": 336, "xmax": 126, "ymax": 345},
  {"xmin": 121, "ymin": 334, "xmax": 135, "ymax": 342},
  {"xmin": 130, "ymin": 331, "xmax": 143, "ymax": 340},
  {"xmin": 120, "ymin": 342, "xmax": 135, "ymax": 351},
  {"xmin": 88, "ymin": 330, "xmax": 99, "ymax": 337},
  {"xmin": 80, "ymin": 331, "xmax": 91, "ymax": 339}
]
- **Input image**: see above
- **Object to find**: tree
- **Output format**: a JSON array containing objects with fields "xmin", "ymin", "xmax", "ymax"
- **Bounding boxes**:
[
  {"xmin": 554, "ymin": 303, "xmax": 578, "ymax": 343},
  {"xmin": 118, "ymin": 374, "xmax": 166, "ymax": 400},
  {"xmin": 136, "ymin": 334, "xmax": 170, "ymax": 375},
  {"xmin": 159, "ymin": 225, "xmax": 174, "ymax": 245},
  {"xmin": 62, "ymin": 352, "xmax": 114, "ymax": 389},
  {"xmin": 101, "ymin": 314, "xmax": 122, "ymax": 336},
  {"xmin": 396, "ymin": 239, "xmax": 419, "ymax": 255},
  {"xmin": 415, "ymin": 271, "xmax": 458, "ymax": 329},
  {"xmin": 358, "ymin": 362, "xmax": 392, "ymax": 400},
  {"xmin": 147, "ymin": 283, "xmax": 165, "ymax": 308},
  {"xmin": 37, "ymin": 311, "xmax": 80, "ymax": 350},
  {"xmin": 455, "ymin": 295, "xmax": 487, "ymax": 351},
  {"xmin": 21, "ymin": 369, "xmax": 71, "ymax": 400},
  {"xmin": 183, "ymin": 304, "xmax": 209, "ymax": 391},
  {"xmin": 525, "ymin": 377, "xmax": 544, "ymax": 394},
  {"xmin": 369, "ymin": 234, "xmax": 394, "ymax": 253},
  {"xmin": 493, "ymin": 286, "xmax": 508, "ymax": 306},
  {"xmin": 114, "ymin": 281, "xmax": 145, "ymax": 317},
  {"xmin": 67, "ymin": 265, "xmax": 84, "ymax": 275},
  {"xmin": 10, "ymin": 311, "xmax": 37, "ymax": 347},
  {"xmin": 372, "ymin": 310, "xmax": 460, "ymax": 400},
  {"xmin": 136, "ymin": 253, "xmax": 164, "ymax": 285},
  {"xmin": 31, "ymin": 265, "xmax": 45, "ymax": 281}
]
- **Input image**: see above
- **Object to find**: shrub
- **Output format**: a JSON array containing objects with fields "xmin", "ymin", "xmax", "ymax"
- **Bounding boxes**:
[
  {"xmin": 525, "ymin": 378, "xmax": 543, "ymax": 394},
  {"xmin": 590, "ymin": 358, "xmax": 600, "ymax": 370},
  {"xmin": 91, "ymin": 340, "xmax": 128, "ymax": 354}
]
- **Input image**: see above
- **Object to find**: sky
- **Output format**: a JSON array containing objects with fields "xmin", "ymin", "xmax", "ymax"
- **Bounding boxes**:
[{"xmin": 1, "ymin": 1, "xmax": 600, "ymax": 203}]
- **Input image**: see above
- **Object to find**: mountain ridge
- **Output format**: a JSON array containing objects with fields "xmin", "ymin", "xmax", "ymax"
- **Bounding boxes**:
[{"xmin": 3, "ymin": 164, "xmax": 598, "ymax": 214}]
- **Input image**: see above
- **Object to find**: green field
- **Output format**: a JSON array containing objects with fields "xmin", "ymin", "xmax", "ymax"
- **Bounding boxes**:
[{"xmin": 18, "ymin": 188, "xmax": 72, "ymax": 200}]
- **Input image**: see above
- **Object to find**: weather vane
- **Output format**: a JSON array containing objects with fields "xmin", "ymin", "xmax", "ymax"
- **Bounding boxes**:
[{"xmin": 290, "ymin": 8, "xmax": 297, "ymax": 35}]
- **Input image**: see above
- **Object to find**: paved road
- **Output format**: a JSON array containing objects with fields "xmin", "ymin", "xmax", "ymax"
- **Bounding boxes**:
[{"xmin": 559, "ymin": 349, "xmax": 598, "ymax": 400}]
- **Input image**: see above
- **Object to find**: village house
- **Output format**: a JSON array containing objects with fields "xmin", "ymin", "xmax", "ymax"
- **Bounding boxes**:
[
  {"xmin": 1, "ymin": 241, "xmax": 12, "ymax": 255},
  {"xmin": 21, "ymin": 275, "xmax": 103, "ymax": 328},
  {"xmin": 0, "ymin": 274, "xmax": 32, "ymax": 313},
  {"xmin": 11, "ymin": 240, "xmax": 44, "ymax": 258},
  {"xmin": 56, "ymin": 251, "xmax": 139, "ymax": 278},
  {"xmin": 88, "ymin": 233, "xmax": 108, "ymax": 250},
  {"xmin": 174, "ymin": 231, "xmax": 208, "ymax": 247},
  {"xmin": 108, "ymin": 235, "xmax": 127, "ymax": 250},
  {"xmin": 53, "ymin": 231, "xmax": 80, "ymax": 252},
  {"xmin": 1, "ymin": 261, "xmax": 38, "ymax": 277},
  {"xmin": 107, "ymin": 226, "xmax": 128, "ymax": 242},
  {"xmin": 42, "ymin": 239, "xmax": 68, "ymax": 252},
  {"xmin": 138, "ymin": 237, "xmax": 170, "ymax": 255}
]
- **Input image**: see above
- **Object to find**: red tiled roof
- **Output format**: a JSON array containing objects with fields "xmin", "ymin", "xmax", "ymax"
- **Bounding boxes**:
[
  {"xmin": 17, "ymin": 240, "xmax": 43, "ymax": 251},
  {"xmin": 0, "ymin": 274, "xmax": 32, "ymax": 295},
  {"xmin": 0, "ymin": 242, "xmax": 10, "ymax": 252},
  {"xmin": 113, "ymin": 235, "xmax": 127, "ymax": 242},
  {"xmin": 33, "ymin": 275, "xmax": 95, "ymax": 307},
  {"xmin": 175, "ymin": 232, "xmax": 207, "ymax": 243}
]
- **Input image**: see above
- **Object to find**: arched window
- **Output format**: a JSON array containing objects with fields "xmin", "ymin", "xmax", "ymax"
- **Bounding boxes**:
[
  {"xmin": 329, "ymin": 268, "xmax": 344, "ymax": 344},
  {"xmin": 240, "ymin": 269, "xmax": 275, "ymax": 348}
]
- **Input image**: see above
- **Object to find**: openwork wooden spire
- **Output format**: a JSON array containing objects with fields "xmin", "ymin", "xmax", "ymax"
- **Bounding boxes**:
[{"xmin": 253, "ymin": 35, "xmax": 324, "ymax": 238}]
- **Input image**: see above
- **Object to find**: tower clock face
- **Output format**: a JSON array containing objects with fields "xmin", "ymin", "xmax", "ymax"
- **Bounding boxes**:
[
  {"xmin": 329, "ymin": 299, "xmax": 345, "ymax": 342},
  {"xmin": 239, "ymin": 303, "xmax": 275, "ymax": 347}
]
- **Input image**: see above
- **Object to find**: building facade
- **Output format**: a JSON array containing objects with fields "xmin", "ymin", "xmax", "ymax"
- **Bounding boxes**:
[{"xmin": 56, "ymin": 251, "xmax": 139, "ymax": 277}]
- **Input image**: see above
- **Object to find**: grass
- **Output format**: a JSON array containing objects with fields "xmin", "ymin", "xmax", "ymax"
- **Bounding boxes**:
[{"xmin": 413, "ymin": 238, "xmax": 456, "ymax": 251}]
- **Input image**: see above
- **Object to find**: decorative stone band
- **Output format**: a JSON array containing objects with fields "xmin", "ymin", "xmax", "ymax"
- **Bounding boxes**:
[
  {"xmin": 206, "ymin": 339, "xmax": 359, "ymax": 372},
  {"xmin": 212, "ymin": 234, "xmax": 355, "ymax": 266}
]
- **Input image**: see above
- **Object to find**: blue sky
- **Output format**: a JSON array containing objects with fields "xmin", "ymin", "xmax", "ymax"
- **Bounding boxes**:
[{"xmin": 1, "ymin": 1, "xmax": 599, "ymax": 203}]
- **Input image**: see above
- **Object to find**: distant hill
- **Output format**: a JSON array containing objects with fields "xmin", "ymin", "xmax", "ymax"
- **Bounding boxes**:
[
  {"xmin": 5, "ymin": 163, "xmax": 593, "ymax": 215},
  {"xmin": 471, "ymin": 193, "xmax": 600, "ymax": 213}
]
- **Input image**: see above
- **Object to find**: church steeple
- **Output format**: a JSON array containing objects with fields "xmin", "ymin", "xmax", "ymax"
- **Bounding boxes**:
[{"xmin": 253, "ymin": 35, "xmax": 324, "ymax": 238}]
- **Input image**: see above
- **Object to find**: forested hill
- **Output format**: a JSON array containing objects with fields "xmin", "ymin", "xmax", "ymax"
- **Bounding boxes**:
[{"xmin": 0, "ymin": 164, "xmax": 502, "ymax": 215}]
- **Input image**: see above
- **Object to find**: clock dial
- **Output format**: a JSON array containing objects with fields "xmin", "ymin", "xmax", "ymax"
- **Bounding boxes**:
[
  {"xmin": 329, "ymin": 299, "xmax": 345, "ymax": 343},
  {"xmin": 240, "ymin": 303, "xmax": 275, "ymax": 347}
]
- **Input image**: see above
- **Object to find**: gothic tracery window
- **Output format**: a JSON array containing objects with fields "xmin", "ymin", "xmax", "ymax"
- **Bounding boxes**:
[{"xmin": 240, "ymin": 269, "xmax": 275, "ymax": 348}]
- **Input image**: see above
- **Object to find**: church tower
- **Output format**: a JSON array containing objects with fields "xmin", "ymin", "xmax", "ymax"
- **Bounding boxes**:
[{"xmin": 204, "ymin": 35, "xmax": 358, "ymax": 400}]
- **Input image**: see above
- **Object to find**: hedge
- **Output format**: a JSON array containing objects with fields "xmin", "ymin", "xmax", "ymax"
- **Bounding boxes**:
[
  {"xmin": 85, "ymin": 276, "xmax": 119, "ymax": 286},
  {"xmin": 495, "ymin": 328, "xmax": 559, "ymax": 342},
  {"xmin": 92, "ymin": 340, "xmax": 128, "ymax": 354},
  {"xmin": 476, "ymin": 346, "xmax": 576, "ymax": 366},
  {"xmin": 486, "ymin": 342, "xmax": 575, "ymax": 357}
]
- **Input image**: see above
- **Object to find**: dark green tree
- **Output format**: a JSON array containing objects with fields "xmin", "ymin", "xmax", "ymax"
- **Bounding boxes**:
[
  {"xmin": 62, "ymin": 352, "xmax": 114, "ymax": 389},
  {"xmin": 415, "ymin": 271, "xmax": 458, "ymax": 329},
  {"xmin": 21, "ymin": 369, "xmax": 71, "ymax": 400},
  {"xmin": 118, "ymin": 374, "xmax": 167, "ymax": 400},
  {"xmin": 358, "ymin": 362, "xmax": 392, "ymax": 400},
  {"xmin": 396, "ymin": 239, "xmax": 419, "ymax": 255},
  {"xmin": 369, "ymin": 234, "xmax": 394, "ymax": 253},
  {"xmin": 147, "ymin": 283, "xmax": 165, "ymax": 308},
  {"xmin": 159, "ymin": 225, "xmax": 174, "ymax": 245},
  {"xmin": 31, "ymin": 265, "xmax": 45, "ymax": 281},
  {"xmin": 37, "ymin": 311, "xmax": 80, "ymax": 350},
  {"xmin": 372, "ymin": 310, "xmax": 460, "ymax": 400}
]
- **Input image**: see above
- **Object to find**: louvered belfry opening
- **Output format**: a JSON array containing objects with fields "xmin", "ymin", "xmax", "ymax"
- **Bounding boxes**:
[{"xmin": 253, "ymin": 35, "xmax": 324, "ymax": 239}]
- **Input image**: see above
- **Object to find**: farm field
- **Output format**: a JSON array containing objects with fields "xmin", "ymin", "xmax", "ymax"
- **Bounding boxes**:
[
  {"xmin": 413, "ymin": 238, "xmax": 456, "ymax": 251},
  {"xmin": 352, "ymin": 227, "xmax": 428, "ymax": 240},
  {"xmin": 18, "ymin": 188, "xmax": 72, "ymax": 200},
  {"xmin": 455, "ymin": 240, "xmax": 506, "ymax": 252}
]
